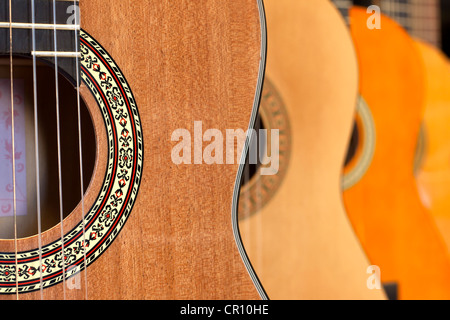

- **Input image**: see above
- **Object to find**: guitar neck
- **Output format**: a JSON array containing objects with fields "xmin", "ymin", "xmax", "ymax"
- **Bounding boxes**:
[
  {"xmin": 380, "ymin": 0, "xmax": 441, "ymax": 48},
  {"xmin": 332, "ymin": 0, "xmax": 353, "ymax": 23}
]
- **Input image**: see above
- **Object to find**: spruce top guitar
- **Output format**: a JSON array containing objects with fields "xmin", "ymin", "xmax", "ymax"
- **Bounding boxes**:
[
  {"xmin": 0, "ymin": 0, "xmax": 266, "ymax": 299},
  {"xmin": 342, "ymin": 3, "xmax": 450, "ymax": 299},
  {"xmin": 238, "ymin": 0, "xmax": 386, "ymax": 300}
]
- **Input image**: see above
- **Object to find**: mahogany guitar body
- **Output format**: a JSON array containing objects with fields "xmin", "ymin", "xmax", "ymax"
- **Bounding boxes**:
[
  {"xmin": 238, "ymin": 0, "xmax": 385, "ymax": 300},
  {"xmin": 0, "ymin": 0, "xmax": 265, "ymax": 300},
  {"xmin": 343, "ymin": 7, "xmax": 450, "ymax": 299}
]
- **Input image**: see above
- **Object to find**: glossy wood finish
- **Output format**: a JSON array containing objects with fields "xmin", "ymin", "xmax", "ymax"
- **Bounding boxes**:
[
  {"xmin": 2, "ymin": 0, "xmax": 264, "ymax": 300},
  {"xmin": 238, "ymin": 0, "xmax": 386, "ymax": 299},
  {"xmin": 343, "ymin": 7, "xmax": 450, "ymax": 299}
]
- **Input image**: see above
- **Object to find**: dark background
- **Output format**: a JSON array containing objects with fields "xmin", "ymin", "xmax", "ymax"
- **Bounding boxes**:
[{"xmin": 442, "ymin": 1, "xmax": 450, "ymax": 57}]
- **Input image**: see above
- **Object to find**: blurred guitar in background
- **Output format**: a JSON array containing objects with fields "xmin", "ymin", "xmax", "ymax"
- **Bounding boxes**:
[
  {"xmin": 339, "ymin": 0, "xmax": 450, "ymax": 299},
  {"xmin": 238, "ymin": 0, "xmax": 386, "ymax": 300},
  {"xmin": 405, "ymin": 1, "xmax": 450, "ymax": 258}
]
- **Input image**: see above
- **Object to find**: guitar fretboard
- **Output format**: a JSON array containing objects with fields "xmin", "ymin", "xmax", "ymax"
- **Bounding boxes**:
[
  {"xmin": 332, "ymin": 0, "xmax": 353, "ymax": 23},
  {"xmin": 0, "ymin": 0, "xmax": 80, "ymax": 84}
]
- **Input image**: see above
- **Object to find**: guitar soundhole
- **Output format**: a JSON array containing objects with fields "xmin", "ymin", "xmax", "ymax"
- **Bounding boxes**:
[
  {"xmin": 0, "ymin": 56, "xmax": 96, "ymax": 239},
  {"xmin": 345, "ymin": 122, "xmax": 360, "ymax": 166},
  {"xmin": 240, "ymin": 114, "xmax": 266, "ymax": 187}
]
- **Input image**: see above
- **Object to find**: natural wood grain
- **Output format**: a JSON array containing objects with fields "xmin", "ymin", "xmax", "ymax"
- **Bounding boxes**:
[
  {"xmin": 2, "ymin": 0, "xmax": 263, "ymax": 300},
  {"xmin": 238, "ymin": 0, "xmax": 386, "ymax": 300}
]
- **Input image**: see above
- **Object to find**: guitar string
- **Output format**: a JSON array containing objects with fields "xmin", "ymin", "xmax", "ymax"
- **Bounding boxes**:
[
  {"xmin": 73, "ymin": 0, "xmax": 89, "ymax": 299},
  {"xmin": 52, "ymin": 0, "xmax": 67, "ymax": 299},
  {"xmin": 31, "ymin": 0, "xmax": 44, "ymax": 300},
  {"xmin": 8, "ymin": 0, "xmax": 19, "ymax": 301}
]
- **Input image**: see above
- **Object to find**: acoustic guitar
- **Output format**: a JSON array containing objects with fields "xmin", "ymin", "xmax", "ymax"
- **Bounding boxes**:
[
  {"xmin": 238, "ymin": 0, "xmax": 386, "ymax": 300},
  {"xmin": 342, "ymin": 3, "xmax": 450, "ymax": 299},
  {"xmin": 408, "ymin": 1, "xmax": 450, "ymax": 256},
  {"xmin": 0, "ymin": 0, "xmax": 266, "ymax": 299},
  {"xmin": 378, "ymin": 0, "xmax": 450, "ymax": 263}
]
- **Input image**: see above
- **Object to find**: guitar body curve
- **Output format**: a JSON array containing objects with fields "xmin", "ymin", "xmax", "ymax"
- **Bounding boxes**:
[
  {"xmin": 415, "ymin": 41, "xmax": 450, "ymax": 255},
  {"xmin": 343, "ymin": 7, "xmax": 450, "ymax": 300},
  {"xmin": 238, "ymin": 0, "xmax": 385, "ymax": 299}
]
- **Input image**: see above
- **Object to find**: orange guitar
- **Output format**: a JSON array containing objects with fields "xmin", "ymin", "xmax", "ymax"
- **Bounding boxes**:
[
  {"xmin": 341, "ymin": 5, "xmax": 450, "ymax": 299},
  {"xmin": 409, "ymin": 1, "xmax": 450, "ymax": 256},
  {"xmin": 415, "ymin": 46, "xmax": 450, "ymax": 254}
]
